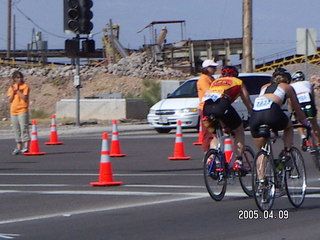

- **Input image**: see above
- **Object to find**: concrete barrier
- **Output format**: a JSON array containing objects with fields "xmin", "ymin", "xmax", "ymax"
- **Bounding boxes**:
[{"xmin": 56, "ymin": 98, "xmax": 148, "ymax": 120}]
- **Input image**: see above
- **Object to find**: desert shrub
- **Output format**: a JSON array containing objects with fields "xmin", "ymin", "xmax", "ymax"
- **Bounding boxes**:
[
  {"xmin": 140, "ymin": 79, "xmax": 160, "ymax": 107},
  {"xmin": 30, "ymin": 109, "xmax": 49, "ymax": 119}
]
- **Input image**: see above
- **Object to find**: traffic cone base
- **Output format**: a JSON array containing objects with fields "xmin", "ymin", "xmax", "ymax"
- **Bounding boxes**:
[
  {"xmin": 45, "ymin": 141, "xmax": 64, "ymax": 145},
  {"xmin": 168, "ymin": 156, "xmax": 191, "ymax": 160},
  {"xmin": 110, "ymin": 153, "xmax": 126, "ymax": 157},
  {"xmin": 24, "ymin": 151, "xmax": 45, "ymax": 156},
  {"xmin": 90, "ymin": 180, "xmax": 123, "ymax": 186}
]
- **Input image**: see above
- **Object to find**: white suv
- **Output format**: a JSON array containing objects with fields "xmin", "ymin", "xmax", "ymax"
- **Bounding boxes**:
[{"xmin": 147, "ymin": 73, "xmax": 272, "ymax": 133}]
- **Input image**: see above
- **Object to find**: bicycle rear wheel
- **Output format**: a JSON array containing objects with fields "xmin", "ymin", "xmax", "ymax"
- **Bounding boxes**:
[
  {"xmin": 203, "ymin": 149, "xmax": 227, "ymax": 201},
  {"xmin": 239, "ymin": 145, "xmax": 255, "ymax": 197},
  {"xmin": 285, "ymin": 147, "xmax": 307, "ymax": 208},
  {"xmin": 252, "ymin": 150, "xmax": 276, "ymax": 211}
]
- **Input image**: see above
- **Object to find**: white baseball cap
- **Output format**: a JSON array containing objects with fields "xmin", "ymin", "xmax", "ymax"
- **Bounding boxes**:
[{"xmin": 202, "ymin": 59, "xmax": 218, "ymax": 68}]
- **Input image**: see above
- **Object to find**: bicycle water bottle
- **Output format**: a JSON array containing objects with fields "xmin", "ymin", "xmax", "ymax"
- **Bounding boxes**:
[
  {"xmin": 224, "ymin": 137, "xmax": 233, "ymax": 164},
  {"xmin": 304, "ymin": 105, "xmax": 313, "ymax": 118}
]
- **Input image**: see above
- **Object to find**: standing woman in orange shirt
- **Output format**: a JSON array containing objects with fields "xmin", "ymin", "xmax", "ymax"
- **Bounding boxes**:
[
  {"xmin": 197, "ymin": 59, "xmax": 218, "ymax": 152},
  {"xmin": 7, "ymin": 71, "xmax": 30, "ymax": 155}
]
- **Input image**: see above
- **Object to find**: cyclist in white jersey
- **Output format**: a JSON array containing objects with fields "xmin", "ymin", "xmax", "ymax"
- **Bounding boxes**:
[{"xmin": 290, "ymin": 71, "xmax": 320, "ymax": 149}]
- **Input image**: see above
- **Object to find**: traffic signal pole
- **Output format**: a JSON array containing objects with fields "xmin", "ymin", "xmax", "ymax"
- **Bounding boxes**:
[
  {"xmin": 64, "ymin": 0, "xmax": 94, "ymax": 126},
  {"xmin": 75, "ymin": 36, "xmax": 81, "ymax": 126}
]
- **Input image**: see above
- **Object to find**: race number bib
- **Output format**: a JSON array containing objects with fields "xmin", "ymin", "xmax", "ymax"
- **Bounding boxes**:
[
  {"xmin": 202, "ymin": 93, "xmax": 222, "ymax": 103},
  {"xmin": 253, "ymin": 97, "xmax": 273, "ymax": 111},
  {"xmin": 297, "ymin": 92, "xmax": 311, "ymax": 103}
]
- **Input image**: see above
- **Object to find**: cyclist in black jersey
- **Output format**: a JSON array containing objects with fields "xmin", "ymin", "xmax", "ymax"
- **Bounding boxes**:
[{"xmin": 249, "ymin": 68, "xmax": 310, "ymax": 153}]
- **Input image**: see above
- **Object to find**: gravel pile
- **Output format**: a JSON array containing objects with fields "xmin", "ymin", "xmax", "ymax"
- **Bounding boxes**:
[
  {"xmin": 0, "ymin": 52, "xmax": 189, "ymax": 80},
  {"xmin": 106, "ymin": 52, "xmax": 189, "ymax": 79}
]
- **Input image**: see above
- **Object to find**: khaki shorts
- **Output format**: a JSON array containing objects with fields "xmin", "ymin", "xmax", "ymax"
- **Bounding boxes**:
[{"xmin": 11, "ymin": 113, "xmax": 30, "ymax": 143}]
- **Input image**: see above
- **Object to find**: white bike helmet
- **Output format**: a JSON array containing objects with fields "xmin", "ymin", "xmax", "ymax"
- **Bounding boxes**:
[{"xmin": 292, "ymin": 71, "xmax": 305, "ymax": 81}]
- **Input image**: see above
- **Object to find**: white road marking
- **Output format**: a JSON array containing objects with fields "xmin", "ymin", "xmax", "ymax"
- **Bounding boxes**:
[
  {"xmin": 0, "ymin": 233, "xmax": 20, "ymax": 239},
  {"xmin": 28, "ymin": 190, "xmax": 208, "ymax": 196},
  {"xmin": 0, "ymin": 184, "xmax": 70, "ymax": 187},
  {"xmin": 0, "ymin": 186, "xmax": 320, "ymax": 226},
  {"xmin": 0, "ymin": 194, "xmax": 208, "ymax": 225}
]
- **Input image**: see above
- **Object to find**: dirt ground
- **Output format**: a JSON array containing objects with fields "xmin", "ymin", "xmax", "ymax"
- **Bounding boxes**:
[{"xmin": 0, "ymin": 73, "xmax": 147, "ymax": 120}]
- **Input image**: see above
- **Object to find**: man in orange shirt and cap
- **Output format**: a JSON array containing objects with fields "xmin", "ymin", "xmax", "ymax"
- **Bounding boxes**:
[{"xmin": 197, "ymin": 59, "xmax": 219, "ymax": 152}]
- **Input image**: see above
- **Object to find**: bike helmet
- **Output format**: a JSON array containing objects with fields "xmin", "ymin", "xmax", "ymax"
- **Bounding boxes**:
[
  {"xmin": 221, "ymin": 65, "xmax": 239, "ymax": 77},
  {"xmin": 272, "ymin": 67, "xmax": 292, "ymax": 83},
  {"xmin": 292, "ymin": 71, "xmax": 305, "ymax": 81}
]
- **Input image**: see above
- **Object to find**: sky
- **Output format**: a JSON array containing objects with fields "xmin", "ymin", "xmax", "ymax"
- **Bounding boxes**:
[{"xmin": 0, "ymin": 0, "xmax": 319, "ymax": 63}]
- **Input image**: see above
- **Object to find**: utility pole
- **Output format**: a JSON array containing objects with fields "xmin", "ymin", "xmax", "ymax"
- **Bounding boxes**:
[
  {"xmin": 242, "ymin": 0, "xmax": 253, "ymax": 72},
  {"xmin": 13, "ymin": 14, "xmax": 15, "ymax": 62},
  {"xmin": 7, "ymin": 0, "xmax": 12, "ymax": 59}
]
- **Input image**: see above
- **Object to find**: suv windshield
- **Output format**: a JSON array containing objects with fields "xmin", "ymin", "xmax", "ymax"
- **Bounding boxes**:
[
  {"xmin": 239, "ymin": 76, "xmax": 271, "ymax": 95},
  {"xmin": 168, "ymin": 79, "xmax": 198, "ymax": 98}
]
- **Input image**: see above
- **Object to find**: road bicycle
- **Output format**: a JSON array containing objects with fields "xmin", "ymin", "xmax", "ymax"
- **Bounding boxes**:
[
  {"xmin": 252, "ymin": 124, "xmax": 307, "ymax": 211},
  {"xmin": 203, "ymin": 116, "xmax": 255, "ymax": 201}
]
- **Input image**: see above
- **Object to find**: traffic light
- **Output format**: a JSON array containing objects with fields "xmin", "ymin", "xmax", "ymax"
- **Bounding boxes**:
[
  {"xmin": 65, "ymin": 39, "xmax": 79, "ymax": 57},
  {"xmin": 82, "ymin": 39, "xmax": 95, "ymax": 53},
  {"xmin": 79, "ymin": 0, "xmax": 93, "ymax": 34},
  {"xmin": 64, "ymin": 0, "xmax": 93, "ymax": 34}
]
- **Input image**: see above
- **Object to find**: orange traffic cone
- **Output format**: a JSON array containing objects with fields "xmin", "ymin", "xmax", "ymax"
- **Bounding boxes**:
[
  {"xmin": 193, "ymin": 121, "xmax": 203, "ymax": 145},
  {"xmin": 224, "ymin": 137, "xmax": 233, "ymax": 164},
  {"xmin": 45, "ymin": 114, "xmax": 64, "ymax": 145},
  {"xmin": 168, "ymin": 120, "xmax": 191, "ymax": 160},
  {"xmin": 90, "ymin": 132, "xmax": 123, "ymax": 186},
  {"xmin": 110, "ymin": 120, "xmax": 126, "ymax": 157},
  {"xmin": 24, "ymin": 120, "xmax": 46, "ymax": 156}
]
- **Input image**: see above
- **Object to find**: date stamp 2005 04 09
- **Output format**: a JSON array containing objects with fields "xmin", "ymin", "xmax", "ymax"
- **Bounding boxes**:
[{"xmin": 238, "ymin": 209, "xmax": 289, "ymax": 220}]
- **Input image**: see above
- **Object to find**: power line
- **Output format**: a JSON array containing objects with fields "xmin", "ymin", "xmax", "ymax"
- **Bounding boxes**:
[
  {"xmin": 13, "ymin": 3, "xmax": 66, "ymax": 39},
  {"xmin": 13, "ymin": 3, "xmax": 101, "ymax": 40}
]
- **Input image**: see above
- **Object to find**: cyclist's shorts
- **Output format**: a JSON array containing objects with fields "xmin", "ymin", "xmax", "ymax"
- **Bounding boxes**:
[
  {"xmin": 249, "ymin": 102, "xmax": 289, "ymax": 138},
  {"xmin": 203, "ymin": 97, "xmax": 242, "ymax": 130}
]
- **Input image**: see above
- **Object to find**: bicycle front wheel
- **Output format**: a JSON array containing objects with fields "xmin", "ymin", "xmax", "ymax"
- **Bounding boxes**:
[
  {"xmin": 252, "ymin": 150, "xmax": 276, "ymax": 211},
  {"xmin": 203, "ymin": 149, "xmax": 227, "ymax": 201},
  {"xmin": 285, "ymin": 147, "xmax": 307, "ymax": 208},
  {"xmin": 239, "ymin": 145, "xmax": 255, "ymax": 197}
]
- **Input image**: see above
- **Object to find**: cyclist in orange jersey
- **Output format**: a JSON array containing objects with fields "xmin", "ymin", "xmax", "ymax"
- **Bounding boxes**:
[{"xmin": 202, "ymin": 65, "xmax": 253, "ymax": 170}]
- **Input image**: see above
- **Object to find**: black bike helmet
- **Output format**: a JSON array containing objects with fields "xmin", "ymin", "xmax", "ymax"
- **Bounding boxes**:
[
  {"xmin": 292, "ymin": 71, "xmax": 305, "ymax": 81},
  {"xmin": 221, "ymin": 65, "xmax": 239, "ymax": 77},
  {"xmin": 272, "ymin": 67, "xmax": 292, "ymax": 83}
]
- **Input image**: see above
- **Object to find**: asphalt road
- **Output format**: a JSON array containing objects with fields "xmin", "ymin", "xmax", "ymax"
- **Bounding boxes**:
[{"xmin": 0, "ymin": 127, "xmax": 320, "ymax": 240}]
